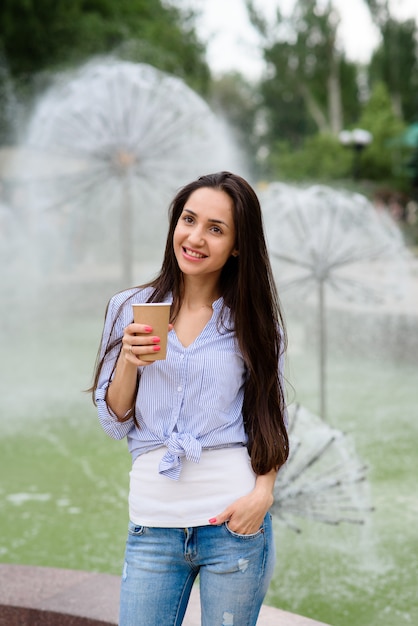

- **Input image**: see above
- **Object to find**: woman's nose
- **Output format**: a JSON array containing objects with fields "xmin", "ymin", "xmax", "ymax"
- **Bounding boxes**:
[{"xmin": 188, "ymin": 227, "xmax": 204, "ymax": 245}]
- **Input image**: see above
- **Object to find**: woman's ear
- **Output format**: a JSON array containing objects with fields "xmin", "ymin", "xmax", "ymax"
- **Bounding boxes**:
[{"xmin": 231, "ymin": 250, "xmax": 239, "ymax": 257}]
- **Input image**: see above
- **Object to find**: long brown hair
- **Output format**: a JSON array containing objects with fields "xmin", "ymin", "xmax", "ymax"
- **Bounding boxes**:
[{"xmin": 92, "ymin": 171, "xmax": 289, "ymax": 474}]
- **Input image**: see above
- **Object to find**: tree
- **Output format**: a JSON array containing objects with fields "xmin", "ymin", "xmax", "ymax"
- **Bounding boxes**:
[
  {"xmin": 364, "ymin": 0, "xmax": 388, "ymax": 24},
  {"xmin": 364, "ymin": 0, "xmax": 418, "ymax": 121},
  {"xmin": 357, "ymin": 81, "xmax": 405, "ymax": 180},
  {"xmin": 370, "ymin": 18, "xmax": 418, "ymax": 121},
  {"xmin": 209, "ymin": 72, "xmax": 261, "ymax": 174},
  {"xmin": 247, "ymin": 0, "xmax": 360, "ymax": 148},
  {"xmin": 0, "ymin": 0, "xmax": 210, "ymax": 94},
  {"xmin": 0, "ymin": 54, "xmax": 19, "ymax": 144}
]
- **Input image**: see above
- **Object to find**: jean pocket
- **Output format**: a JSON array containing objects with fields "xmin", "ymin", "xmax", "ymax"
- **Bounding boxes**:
[
  {"xmin": 127, "ymin": 520, "xmax": 146, "ymax": 536},
  {"xmin": 224, "ymin": 520, "xmax": 264, "ymax": 540}
]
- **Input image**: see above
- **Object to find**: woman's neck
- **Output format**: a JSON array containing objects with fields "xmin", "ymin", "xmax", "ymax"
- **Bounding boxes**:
[{"xmin": 181, "ymin": 276, "xmax": 220, "ymax": 311}]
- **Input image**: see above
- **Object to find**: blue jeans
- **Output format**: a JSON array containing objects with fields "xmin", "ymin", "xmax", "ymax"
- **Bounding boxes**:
[{"xmin": 119, "ymin": 513, "xmax": 275, "ymax": 626}]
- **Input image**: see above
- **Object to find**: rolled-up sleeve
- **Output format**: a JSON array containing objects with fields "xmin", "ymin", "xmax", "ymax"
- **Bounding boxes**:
[
  {"xmin": 95, "ymin": 383, "xmax": 134, "ymax": 440},
  {"xmin": 95, "ymin": 295, "xmax": 135, "ymax": 440}
]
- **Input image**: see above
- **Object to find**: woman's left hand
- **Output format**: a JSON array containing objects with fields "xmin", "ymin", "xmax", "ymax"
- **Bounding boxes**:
[{"xmin": 208, "ymin": 469, "xmax": 277, "ymax": 535}]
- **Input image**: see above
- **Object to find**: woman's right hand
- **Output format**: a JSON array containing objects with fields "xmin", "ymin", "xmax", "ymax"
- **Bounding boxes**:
[
  {"xmin": 106, "ymin": 322, "xmax": 172, "ymax": 419},
  {"xmin": 122, "ymin": 322, "xmax": 162, "ymax": 365}
]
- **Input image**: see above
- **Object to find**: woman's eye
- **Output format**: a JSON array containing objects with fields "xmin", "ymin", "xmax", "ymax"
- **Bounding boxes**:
[{"xmin": 183, "ymin": 215, "xmax": 193, "ymax": 223}]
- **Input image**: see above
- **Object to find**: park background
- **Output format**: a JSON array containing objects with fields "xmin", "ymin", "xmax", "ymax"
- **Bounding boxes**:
[{"xmin": 1, "ymin": 2, "xmax": 417, "ymax": 625}]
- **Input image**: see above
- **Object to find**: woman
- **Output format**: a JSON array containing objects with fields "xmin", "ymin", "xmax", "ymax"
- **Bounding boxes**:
[{"xmin": 91, "ymin": 171, "xmax": 288, "ymax": 626}]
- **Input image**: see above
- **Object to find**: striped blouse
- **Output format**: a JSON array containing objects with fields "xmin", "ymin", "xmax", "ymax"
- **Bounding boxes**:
[{"xmin": 95, "ymin": 286, "xmax": 249, "ymax": 480}]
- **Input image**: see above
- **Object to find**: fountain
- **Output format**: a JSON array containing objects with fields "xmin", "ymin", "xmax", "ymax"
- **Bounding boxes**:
[
  {"xmin": 258, "ymin": 182, "xmax": 417, "ymax": 625},
  {"xmin": 260, "ymin": 182, "xmax": 413, "ymax": 420},
  {"xmin": 1, "ymin": 58, "xmax": 417, "ymax": 626},
  {"xmin": 8, "ymin": 57, "xmax": 244, "ymax": 287},
  {"xmin": 272, "ymin": 403, "xmax": 372, "ymax": 533}
]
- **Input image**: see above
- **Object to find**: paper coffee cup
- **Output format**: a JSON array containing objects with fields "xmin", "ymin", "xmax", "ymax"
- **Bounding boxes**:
[{"xmin": 132, "ymin": 303, "xmax": 171, "ymax": 361}]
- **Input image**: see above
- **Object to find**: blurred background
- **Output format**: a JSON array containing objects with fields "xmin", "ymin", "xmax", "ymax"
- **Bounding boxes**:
[{"xmin": 0, "ymin": 2, "xmax": 417, "ymax": 625}]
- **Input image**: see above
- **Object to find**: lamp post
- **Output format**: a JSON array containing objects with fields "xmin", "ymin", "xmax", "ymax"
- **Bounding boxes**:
[{"xmin": 339, "ymin": 128, "xmax": 373, "ymax": 180}]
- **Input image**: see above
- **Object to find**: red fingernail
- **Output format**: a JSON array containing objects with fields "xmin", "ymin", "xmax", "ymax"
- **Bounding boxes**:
[
  {"xmin": 144, "ymin": 325, "xmax": 152, "ymax": 332},
  {"xmin": 152, "ymin": 336, "xmax": 160, "ymax": 343},
  {"xmin": 209, "ymin": 518, "xmax": 217, "ymax": 524},
  {"xmin": 153, "ymin": 345, "xmax": 161, "ymax": 352}
]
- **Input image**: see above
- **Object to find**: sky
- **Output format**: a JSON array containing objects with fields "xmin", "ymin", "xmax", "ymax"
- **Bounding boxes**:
[{"xmin": 174, "ymin": 0, "xmax": 418, "ymax": 79}]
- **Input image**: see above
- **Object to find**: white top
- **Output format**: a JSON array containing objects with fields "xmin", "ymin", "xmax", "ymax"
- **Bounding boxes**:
[{"xmin": 129, "ymin": 446, "xmax": 256, "ymax": 527}]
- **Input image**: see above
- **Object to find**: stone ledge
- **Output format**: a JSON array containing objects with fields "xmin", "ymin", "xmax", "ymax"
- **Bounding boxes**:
[{"xmin": 0, "ymin": 564, "xmax": 330, "ymax": 626}]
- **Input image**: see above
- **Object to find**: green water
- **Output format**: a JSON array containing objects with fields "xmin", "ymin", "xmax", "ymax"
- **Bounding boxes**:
[{"xmin": 1, "ymin": 313, "xmax": 417, "ymax": 626}]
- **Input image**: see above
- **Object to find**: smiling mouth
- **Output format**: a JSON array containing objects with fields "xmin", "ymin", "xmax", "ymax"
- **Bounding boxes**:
[{"xmin": 183, "ymin": 247, "xmax": 208, "ymax": 259}]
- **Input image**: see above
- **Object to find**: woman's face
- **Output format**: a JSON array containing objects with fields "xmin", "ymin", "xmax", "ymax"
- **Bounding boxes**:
[{"xmin": 173, "ymin": 187, "xmax": 238, "ymax": 280}]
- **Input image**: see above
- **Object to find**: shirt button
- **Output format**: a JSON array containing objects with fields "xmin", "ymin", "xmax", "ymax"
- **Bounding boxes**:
[
  {"xmin": 180, "ymin": 354, "xmax": 184, "ymax": 360},
  {"xmin": 177, "ymin": 386, "xmax": 182, "ymax": 392}
]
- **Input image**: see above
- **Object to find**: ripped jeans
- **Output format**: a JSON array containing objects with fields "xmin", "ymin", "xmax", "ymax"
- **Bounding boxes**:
[{"xmin": 119, "ymin": 513, "xmax": 275, "ymax": 626}]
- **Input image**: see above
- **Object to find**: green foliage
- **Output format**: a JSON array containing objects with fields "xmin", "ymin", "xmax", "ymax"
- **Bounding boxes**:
[
  {"xmin": 259, "ymin": 0, "xmax": 335, "ymax": 141},
  {"xmin": 0, "ymin": 57, "xmax": 17, "ymax": 143},
  {"xmin": 261, "ymin": 44, "xmax": 314, "ymax": 144},
  {"xmin": 0, "ymin": 0, "xmax": 210, "ymax": 93},
  {"xmin": 357, "ymin": 81, "xmax": 405, "ymax": 180},
  {"xmin": 340, "ymin": 58, "xmax": 362, "ymax": 126},
  {"xmin": 369, "ymin": 17, "xmax": 418, "ymax": 122},
  {"xmin": 249, "ymin": 0, "xmax": 359, "ymax": 145},
  {"xmin": 266, "ymin": 133, "xmax": 352, "ymax": 182},
  {"xmin": 243, "ymin": 0, "xmax": 417, "ymax": 190},
  {"xmin": 363, "ymin": 0, "xmax": 390, "ymax": 26},
  {"xmin": 209, "ymin": 72, "xmax": 261, "ymax": 169}
]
